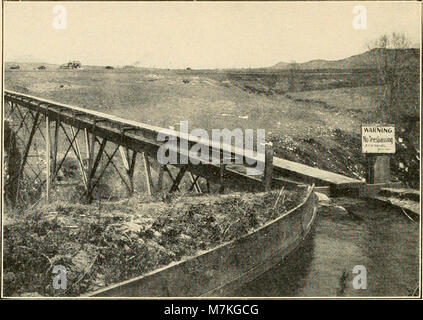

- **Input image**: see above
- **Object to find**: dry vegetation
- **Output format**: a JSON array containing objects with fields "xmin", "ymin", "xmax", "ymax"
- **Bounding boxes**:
[{"xmin": 3, "ymin": 188, "xmax": 306, "ymax": 297}]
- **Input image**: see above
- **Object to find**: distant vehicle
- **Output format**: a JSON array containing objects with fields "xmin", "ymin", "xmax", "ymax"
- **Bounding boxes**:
[
  {"xmin": 60, "ymin": 61, "xmax": 82, "ymax": 69},
  {"xmin": 9, "ymin": 64, "xmax": 20, "ymax": 70},
  {"xmin": 105, "ymin": 66, "xmax": 114, "ymax": 70},
  {"xmin": 72, "ymin": 61, "xmax": 82, "ymax": 69},
  {"xmin": 186, "ymin": 67, "xmax": 192, "ymax": 71},
  {"xmin": 37, "ymin": 65, "xmax": 46, "ymax": 70}
]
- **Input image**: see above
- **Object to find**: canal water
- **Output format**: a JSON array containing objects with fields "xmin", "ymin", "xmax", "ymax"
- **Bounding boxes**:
[{"xmin": 232, "ymin": 198, "xmax": 420, "ymax": 297}]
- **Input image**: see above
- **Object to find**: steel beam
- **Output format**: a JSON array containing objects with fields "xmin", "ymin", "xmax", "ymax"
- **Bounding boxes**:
[{"xmin": 45, "ymin": 115, "xmax": 51, "ymax": 203}]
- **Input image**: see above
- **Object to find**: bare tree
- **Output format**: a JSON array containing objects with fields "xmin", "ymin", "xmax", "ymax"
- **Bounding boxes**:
[
  {"xmin": 367, "ymin": 33, "xmax": 419, "ymax": 188},
  {"xmin": 367, "ymin": 32, "xmax": 416, "ymax": 121}
]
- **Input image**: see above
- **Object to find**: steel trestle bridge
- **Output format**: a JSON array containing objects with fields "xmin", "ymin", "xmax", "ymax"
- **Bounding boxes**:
[{"xmin": 3, "ymin": 90, "xmax": 362, "ymax": 206}]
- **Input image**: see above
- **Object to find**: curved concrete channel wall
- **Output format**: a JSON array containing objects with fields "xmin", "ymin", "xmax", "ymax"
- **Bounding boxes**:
[{"xmin": 87, "ymin": 185, "xmax": 317, "ymax": 297}]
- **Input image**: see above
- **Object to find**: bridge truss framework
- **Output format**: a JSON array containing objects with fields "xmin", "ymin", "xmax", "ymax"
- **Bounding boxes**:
[{"xmin": 3, "ymin": 90, "xmax": 277, "ymax": 207}]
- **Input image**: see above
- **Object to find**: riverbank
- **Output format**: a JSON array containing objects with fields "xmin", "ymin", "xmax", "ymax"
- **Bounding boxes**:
[{"xmin": 3, "ymin": 189, "xmax": 306, "ymax": 297}]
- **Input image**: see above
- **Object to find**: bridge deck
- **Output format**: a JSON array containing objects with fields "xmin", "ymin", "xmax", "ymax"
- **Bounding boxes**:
[{"xmin": 272, "ymin": 157, "xmax": 363, "ymax": 188}]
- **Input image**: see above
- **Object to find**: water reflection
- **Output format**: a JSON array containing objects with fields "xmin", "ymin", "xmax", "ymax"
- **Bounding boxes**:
[
  {"xmin": 232, "ymin": 226, "xmax": 316, "ymax": 297},
  {"xmin": 232, "ymin": 198, "xmax": 419, "ymax": 297}
]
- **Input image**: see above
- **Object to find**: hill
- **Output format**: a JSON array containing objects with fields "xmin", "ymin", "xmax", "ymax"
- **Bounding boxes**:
[{"xmin": 271, "ymin": 48, "xmax": 419, "ymax": 70}]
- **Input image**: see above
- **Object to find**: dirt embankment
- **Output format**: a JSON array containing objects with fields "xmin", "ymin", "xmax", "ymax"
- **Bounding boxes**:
[
  {"xmin": 275, "ymin": 89, "xmax": 419, "ymax": 188},
  {"xmin": 3, "ymin": 189, "xmax": 306, "ymax": 297},
  {"xmin": 272, "ymin": 128, "xmax": 365, "ymax": 180}
]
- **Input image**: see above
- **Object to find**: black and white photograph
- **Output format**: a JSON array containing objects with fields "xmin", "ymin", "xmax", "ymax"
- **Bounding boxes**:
[{"xmin": 1, "ymin": 1, "xmax": 421, "ymax": 300}]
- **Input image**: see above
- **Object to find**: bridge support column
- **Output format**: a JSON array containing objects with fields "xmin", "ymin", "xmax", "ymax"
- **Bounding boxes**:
[
  {"xmin": 51, "ymin": 119, "xmax": 60, "ymax": 180},
  {"xmin": 142, "ymin": 153, "xmax": 153, "ymax": 195},
  {"xmin": 218, "ymin": 164, "xmax": 225, "ymax": 194},
  {"xmin": 127, "ymin": 150, "xmax": 137, "ymax": 196},
  {"xmin": 263, "ymin": 142, "xmax": 274, "ymax": 191},
  {"xmin": 44, "ymin": 114, "xmax": 61, "ymax": 204},
  {"xmin": 157, "ymin": 165, "xmax": 165, "ymax": 193},
  {"xmin": 119, "ymin": 146, "xmax": 137, "ymax": 196},
  {"xmin": 45, "ymin": 114, "xmax": 51, "ymax": 203},
  {"xmin": 84, "ymin": 129, "xmax": 96, "ymax": 196}
]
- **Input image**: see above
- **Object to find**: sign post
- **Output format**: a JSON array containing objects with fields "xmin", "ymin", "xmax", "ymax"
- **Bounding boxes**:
[{"xmin": 361, "ymin": 124, "xmax": 395, "ymax": 184}]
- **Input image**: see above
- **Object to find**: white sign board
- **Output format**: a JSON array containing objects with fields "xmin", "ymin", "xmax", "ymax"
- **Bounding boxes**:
[{"xmin": 362, "ymin": 124, "xmax": 395, "ymax": 154}]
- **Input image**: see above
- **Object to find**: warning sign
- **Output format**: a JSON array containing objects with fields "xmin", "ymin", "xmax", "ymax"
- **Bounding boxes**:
[{"xmin": 362, "ymin": 124, "xmax": 395, "ymax": 154}]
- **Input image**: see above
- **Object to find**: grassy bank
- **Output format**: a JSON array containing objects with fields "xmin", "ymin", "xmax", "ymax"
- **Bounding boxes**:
[{"xmin": 3, "ymin": 188, "xmax": 306, "ymax": 297}]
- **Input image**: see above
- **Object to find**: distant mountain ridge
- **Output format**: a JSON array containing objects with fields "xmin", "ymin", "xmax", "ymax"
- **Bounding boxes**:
[
  {"xmin": 6, "ymin": 48, "xmax": 419, "ymax": 71},
  {"xmin": 271, "ymin": 48, "xmax": 419, "ymax": 70}
]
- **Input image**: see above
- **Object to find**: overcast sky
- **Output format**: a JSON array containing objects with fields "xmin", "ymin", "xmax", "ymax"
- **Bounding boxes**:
[{"xmin": 4, "ymin": 2, "xmax": 420, "ymax": 68}]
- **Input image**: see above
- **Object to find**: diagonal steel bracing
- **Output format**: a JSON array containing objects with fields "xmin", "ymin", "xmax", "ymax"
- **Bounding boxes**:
[
  {"xmin": 89, "ymin": 143, "xmax": 120, "ymax": 197},
  {"xmin": 4, "ymin": 90, "xmax": 278, "ymax": 206},
  {"xmin": 60, "ymin": 123, "xmax": 88, "ymax": 189},
  {"xmin": 170, "ymin": 166, "xmax": 188, "ymax": 193},
  {"xmin": 18, "ymin": 112, "xmax": 41, "ymax": 183}
]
